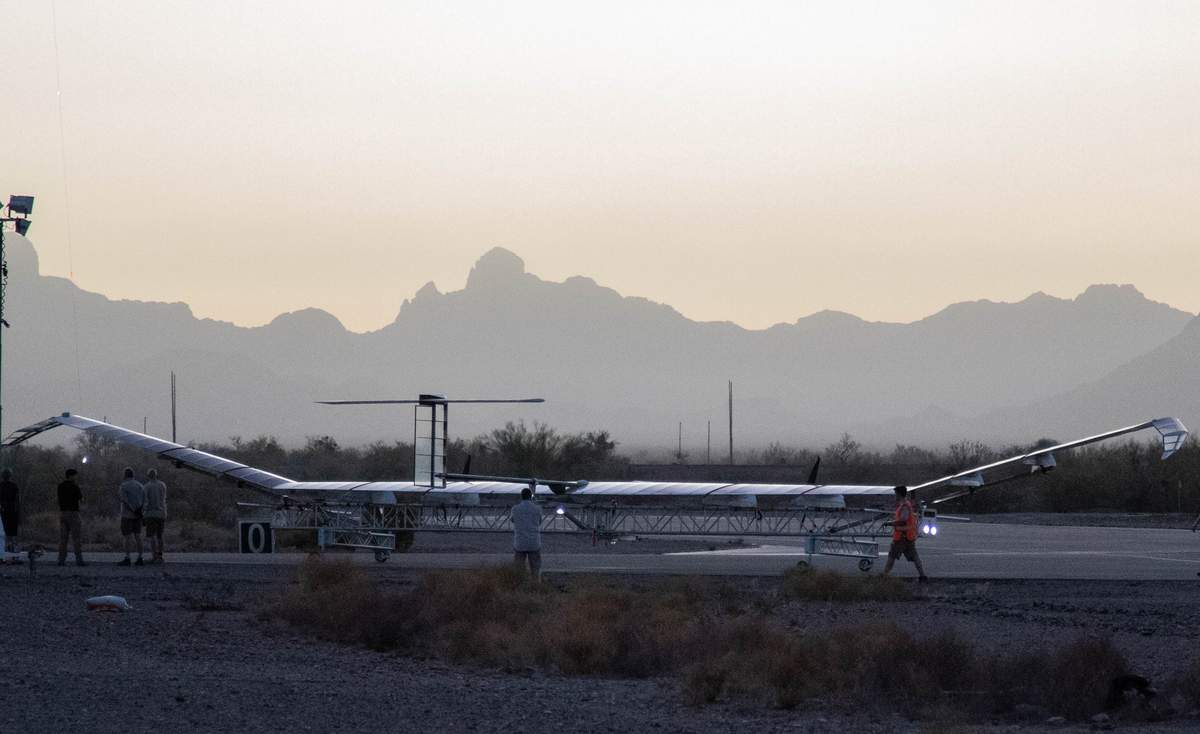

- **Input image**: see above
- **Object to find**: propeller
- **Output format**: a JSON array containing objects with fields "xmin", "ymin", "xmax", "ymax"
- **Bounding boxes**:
[
  {"xmin": 807, "ymin": 456, "xmax": 821, "ymax": 484},
  {"xmin": 318, "ymin": 398, "xmax": 544, "ymax": 405}
]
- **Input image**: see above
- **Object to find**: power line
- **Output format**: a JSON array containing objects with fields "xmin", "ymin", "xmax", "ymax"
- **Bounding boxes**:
[{"xmin": 50, "ymin": 0, "xmax": 84, "ymax": 411}]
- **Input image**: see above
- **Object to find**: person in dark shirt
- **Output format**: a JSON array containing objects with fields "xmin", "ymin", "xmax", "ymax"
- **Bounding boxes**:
[
  {"xmin": 57, "ymin": 468, "xmax": 87, "ymax": 566},
  {"xmin": 0, "ymin": 469, "xmax": 18, "ymax": 552}
]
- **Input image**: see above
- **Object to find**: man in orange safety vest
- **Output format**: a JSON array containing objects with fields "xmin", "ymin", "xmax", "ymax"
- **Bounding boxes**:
[{"xmin": 882, "ymin": 485, "xmax": 929, "ymax": 581}]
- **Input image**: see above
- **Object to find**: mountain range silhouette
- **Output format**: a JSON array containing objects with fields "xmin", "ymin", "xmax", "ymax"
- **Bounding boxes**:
[{"xmin": 6, "ymin": 235, "xmax": 1196, "ymax": 451}]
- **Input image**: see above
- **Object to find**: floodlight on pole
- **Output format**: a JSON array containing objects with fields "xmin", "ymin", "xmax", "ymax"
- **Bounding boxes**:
[
  {"xmin": 0, "ymin": 193, "xmax": 35, "ymax": 442},
  {"xmin": 7, "ymin": 196, "xmax": 33, "ymax": 217}
]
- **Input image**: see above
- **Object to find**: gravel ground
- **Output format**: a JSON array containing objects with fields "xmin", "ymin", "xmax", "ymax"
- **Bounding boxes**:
[{"xmin": 3, "ymin": 561, "xmax": 1199, "ymax": 733}]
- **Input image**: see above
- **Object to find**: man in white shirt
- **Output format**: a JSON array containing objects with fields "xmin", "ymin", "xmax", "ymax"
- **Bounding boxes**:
[
  {"xmin": 117, "ymin": 467, "xmax": 146, "ymax": 567},
  {"xmin": 511, "ymin": 487, "xmax": 543, "ymax": 581},
  {"xmin": 142, "ymin": 468, "xmax": 168, "ymax": 564}
]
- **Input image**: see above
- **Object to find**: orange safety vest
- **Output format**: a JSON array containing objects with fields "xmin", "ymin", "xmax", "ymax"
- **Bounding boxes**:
[{"xmin": 893, "ymin": 499, "xmax": 917, "ymax": 542}]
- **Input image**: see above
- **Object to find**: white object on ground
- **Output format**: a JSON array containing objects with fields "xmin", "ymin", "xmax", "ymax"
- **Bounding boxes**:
[{"xmin": 86, "ymin": 595, "xmax": 133, "ymax": 612}]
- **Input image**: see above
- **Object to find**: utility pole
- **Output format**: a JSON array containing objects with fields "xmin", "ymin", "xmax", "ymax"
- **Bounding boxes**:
[
  {"xmin": 170, "ymin": 371, "xmax": 177, "ymax": 442},
  {"xmin": 0, "ymin": 195, "xmax": 35, "ymax": 446},
  {"xmin": 677, "ymin": 421, "xmax": 683, "ymax": 463},
  {"xmin": 706, "ymin": 420, "xmax": 711, "ymax": 465},
  {"xmin": 727, "ymin": 380, "xmax": 734, "ymax": 464}
]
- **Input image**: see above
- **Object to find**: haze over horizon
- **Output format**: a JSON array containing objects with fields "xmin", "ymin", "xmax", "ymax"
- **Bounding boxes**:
[
  {"xmin": 3, "ymin": 1, "xmax": 1198, "ymax": 332},
  {"xmin": 4, "ymin": 231, "xmax": 1197, "ymax": 451}
]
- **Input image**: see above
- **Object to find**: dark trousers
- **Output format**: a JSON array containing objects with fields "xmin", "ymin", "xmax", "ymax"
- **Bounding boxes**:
[
  {"xmin": 513, "ymin": 550, "xmax": 542, "ymax": 577},
  {"xmin": 58, "ymin": 511, "xmax": 84, "ymax": 562}
]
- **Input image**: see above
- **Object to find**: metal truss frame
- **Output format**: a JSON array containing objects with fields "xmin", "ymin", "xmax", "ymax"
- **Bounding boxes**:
[
  {"xmin": 247, "ymin": 501, "xmax": 891, "ymax": 539},
  {"xmin": 238, "ymin": 501, "xmax": 892, "ymax": 566}
]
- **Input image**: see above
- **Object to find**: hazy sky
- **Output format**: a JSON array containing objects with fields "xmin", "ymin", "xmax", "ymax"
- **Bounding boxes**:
[{"xmin": 3, "ymin": 1, "xmax": 1198, "ymax": 331}]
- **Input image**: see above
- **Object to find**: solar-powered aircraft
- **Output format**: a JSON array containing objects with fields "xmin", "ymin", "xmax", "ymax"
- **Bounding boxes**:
[{"xmin": 3, "ymin": 396, "xmax": 1188, "ymax": 567}]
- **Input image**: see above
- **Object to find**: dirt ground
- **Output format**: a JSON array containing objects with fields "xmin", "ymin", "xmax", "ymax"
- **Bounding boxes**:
[{"xmin": 3, "ymin": 557, "xmax": 1200, "ymax": 734}]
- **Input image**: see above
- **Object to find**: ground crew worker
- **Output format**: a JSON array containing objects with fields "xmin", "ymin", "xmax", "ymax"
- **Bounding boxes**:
[
  {"xmin": 143, "ymin": 468, "xmax": 167, "ymax": 564},
  {"xmin": 511, "ymin": 486, "xmax": 543, "ymax": 581},
  {"xmin": 57, "ymin": 468, "xmax": 87, "ymax": 566},
  {"xmin": 117, "ymin": 467, "xmax": 146, "ymax": 566},
  {"xmin": 882, "ymin": 485, "xmax": 929, "ymax": 581}
]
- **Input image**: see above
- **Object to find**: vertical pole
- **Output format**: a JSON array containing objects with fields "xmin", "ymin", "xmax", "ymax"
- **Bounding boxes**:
[
  {"xmin": 0, "ymin": 224, "xmax": 5, "ymax": 445},
  {"xmin": 143, "ymin": 417, "xmax": 147, "ymax": 434},
  {"xmin": 441, "ymin": 402, "xmax": 448, "ymax": 488},
  {"xmin": 707, "ymin": 420, "xmax": 711, "ymax": 465},
  {"xmin": 677, "ymin": 421, "xmax": 682, "ymax": 462},
  {"xmin": 170, "ymin": 371, "xmax": 177, "ymax": 442},
  {"xmin": 727, "ymin": 380, "xmax": 733, "ymax": 464}
]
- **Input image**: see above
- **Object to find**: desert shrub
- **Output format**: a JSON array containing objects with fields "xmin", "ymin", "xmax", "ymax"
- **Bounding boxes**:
[
  {"xmin": 683, "ymin": 658, "xmax": 727, "ymax": 705},
  {"xmin": 11, "ymin": 512, "xmax": 59, "ymax": 547},
  {"xmin": 1043, "ymin": 638, "xmax": 1130, "ymax": 719},
  {"xmin": 87, "ymin": 516, "xmax": 122, "ymax": 550},
  {"xmin": 980, "ymin": 637, "xmax": 1129, "ymax": 720},
  {"xmin": 1169, "ymin": 660, "xmax": 1200, "ymax": 710},
  {"xmin": 264, "ymin": 561, "xmax": 1134, "ymax": 722},
  {"xmin": 684, "ymin": 621, "xmax": 986, "ymax": 714},
  {"xmin": 268, "ymin": 557, "xmax": 408, "ymax": 649},
  {"xmin": 544, "ymin": 584, "xmax": 700, "ymax": 677},
  {"xmin": 169, "ymin": 521, "xmax": 235, "ymax": 551},
  {"xmin": 413, "ymin": 566, "xmax": 546, "ymax": 666},
  {"xmin": 781, "ymin": 566, "xmax": 914, "ymax": 602},
  {"xmin": 13, "ymin": 512, "xmax": 232, "ymax": 552}
]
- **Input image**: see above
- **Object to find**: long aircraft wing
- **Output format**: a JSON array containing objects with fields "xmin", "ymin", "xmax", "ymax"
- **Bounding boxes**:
[
  {"xmin": 3, "ymin": 413, "xmax": 1186, "ymax": 505},
  {"xmin": 0, "ymin": 413, "xmax": 894, "ymax": 501},
  {"xmin": 908, "ymin": 417, "xmax": 1188, "ymax": 501},
  {"xmin": 2, "ymin": 413, "xmax": 293, "ymax": 494}
]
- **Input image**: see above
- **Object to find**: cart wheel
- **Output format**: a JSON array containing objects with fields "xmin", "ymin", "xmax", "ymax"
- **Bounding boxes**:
[
  {"xmin": 374, "ymin": 550, "xmax": 391, "ymax": 563},
  {"xmin": 795, "ymin": 560, "xmax": 810, "ymax": 570},
  {"xmin": 858, "ymin": 558, "xmax": 874, "ymax": 573}
]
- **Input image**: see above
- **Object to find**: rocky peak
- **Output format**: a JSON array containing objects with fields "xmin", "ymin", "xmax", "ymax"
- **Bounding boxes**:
[
  {"xmin": 1073, "ymin": 283, "xmax": 1147, "ymax": 307},
  {"xmin": 265, "ymin": 307, "xmax": 346, "ymax": 334},
  {"xmin": 465, "ymin": 247, "xmax": 528, "ymax": 290}
]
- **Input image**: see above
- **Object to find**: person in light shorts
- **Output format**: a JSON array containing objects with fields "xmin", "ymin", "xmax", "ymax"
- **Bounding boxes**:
[
  {"xmin": 142, "ymin": 468, "xmax": 168, "ymax": 564},
  {"xmin": 511, "ymin": 487, "xmax": 543, "ymax": 580},
  {"xmin": 117, "ymin": 467, "xmax": 146, "ymax": 567}
]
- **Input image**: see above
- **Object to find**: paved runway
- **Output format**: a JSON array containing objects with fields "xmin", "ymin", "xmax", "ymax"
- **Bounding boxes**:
[{"xmin": 54, "ymin": 522, "xmax": 1200, "ymax": 580}]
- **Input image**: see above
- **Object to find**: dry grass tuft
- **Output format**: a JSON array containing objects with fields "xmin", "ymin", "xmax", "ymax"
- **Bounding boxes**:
[
  {"xmin": 264, "ymin": 560, "xmax": 1136, "ymax": 722},
  {"xmin": 267, "ymin": 557, "xmax": 413, "ymax": 650},
  {"xmin": 1042, "ymin": 637, "xmax": 1129, "ymax": 719},
  {"xmin": 14, "ymin": 512, "xmax": 233, "ymax": 552},
  {"xmin": 781, "ymin": 566, "xmax": 914, "ymax": 602},
  {"xmin": 1170, "ymin": 660, "xmax": 1200, "ymax": 710}
]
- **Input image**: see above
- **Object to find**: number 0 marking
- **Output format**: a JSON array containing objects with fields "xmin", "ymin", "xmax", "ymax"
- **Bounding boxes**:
[{"xmin": 248, "ymin": 523, "xmax": 266, "ymax": 553}]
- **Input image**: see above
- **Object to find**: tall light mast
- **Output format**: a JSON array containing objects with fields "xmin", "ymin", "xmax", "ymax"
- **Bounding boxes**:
[{"xmin": 0, "ymin": 195, "xmax": 35, "ymax": 443}]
